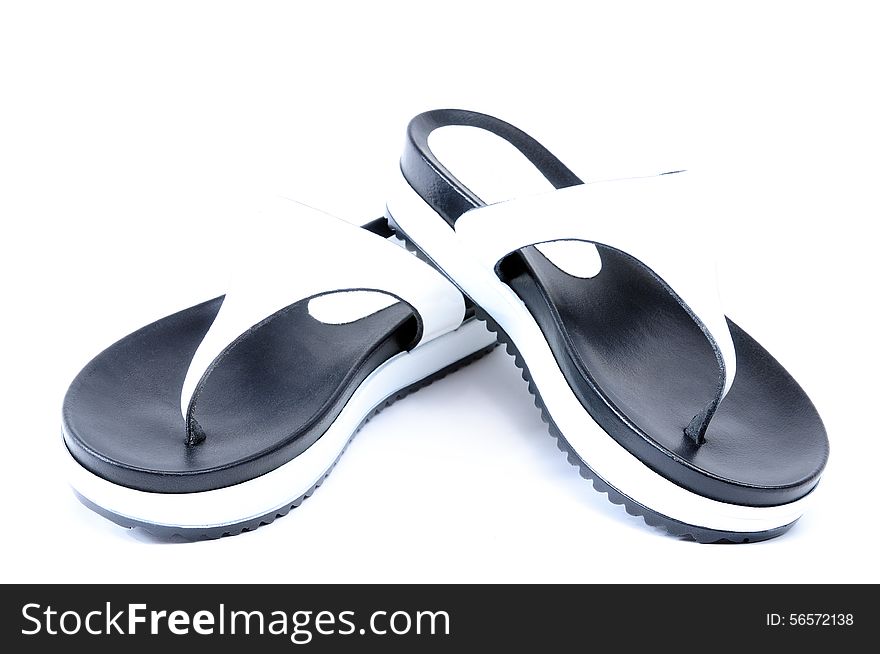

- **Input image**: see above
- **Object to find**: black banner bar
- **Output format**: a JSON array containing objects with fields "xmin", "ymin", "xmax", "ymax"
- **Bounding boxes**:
[{"xmin": 1, "ymin": 584, "xmax": 870, "ymax": 650}]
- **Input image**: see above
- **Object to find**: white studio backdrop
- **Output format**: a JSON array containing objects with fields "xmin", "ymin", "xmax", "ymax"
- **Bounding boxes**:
[{"xmin": 1, "ymin": 1, "xmax": 877, "ymax": 582}]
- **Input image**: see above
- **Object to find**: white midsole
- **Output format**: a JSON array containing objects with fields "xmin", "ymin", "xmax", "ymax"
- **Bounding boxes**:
[
  {"xmin": 65, "ymin": 318, "xmax": 496, "ymax": 530},
  {"xmin": 387, "ymin": 170, "xmax": 815, "ymax": 534}
]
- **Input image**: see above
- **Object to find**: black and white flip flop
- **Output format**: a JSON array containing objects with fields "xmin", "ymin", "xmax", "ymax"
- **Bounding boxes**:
[
  {"xmin": 62, "ymin": 202, "xmax": 496, "ymax": 538},
  {"xmin": 387, "ymin": 109, "xmax": 829, "ymax": 542}
]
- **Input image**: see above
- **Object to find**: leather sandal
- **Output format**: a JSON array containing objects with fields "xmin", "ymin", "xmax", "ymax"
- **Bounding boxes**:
[
  {"xmin": 62, "ymin": 201, "xmax": 495, "ymax": 538},
  {"xmin": 386, "ymin": 108, "xmax": 829, "ymax": 542}
]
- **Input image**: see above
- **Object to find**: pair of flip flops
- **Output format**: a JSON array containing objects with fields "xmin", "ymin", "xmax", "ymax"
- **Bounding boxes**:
[{"xmin": 63, "ymin": 109, "xmax": 828, "ymax": 542}]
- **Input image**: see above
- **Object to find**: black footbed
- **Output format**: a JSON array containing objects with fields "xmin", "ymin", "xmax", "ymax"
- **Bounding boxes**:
[
  {"xmin": 63, "ymin": 296, "xmax": 416, "ymax": 493},
  {"xmin": 62, "ymin": 220, "xmax": 451, "ymax": 494},
  {"xmin": 400, "ymin": 109, "xmax": 828, "ymax": 507},
  {"xmin": 69, "ymin": 342, "xmax": 499, "ymax": 540}
]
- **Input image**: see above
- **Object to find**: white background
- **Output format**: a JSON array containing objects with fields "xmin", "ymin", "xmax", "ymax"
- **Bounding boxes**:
[{"xmin": 1, "ymin": 1, "xmax": 877, "ymax": 583}]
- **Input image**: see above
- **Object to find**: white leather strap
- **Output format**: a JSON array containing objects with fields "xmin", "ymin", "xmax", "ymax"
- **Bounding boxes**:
[
  {"xmin": 180, "ymin": 200, "xmax": 465, "ymax": 419},
  {"xmin": 454, "ymin": 172, "xmax": 737, "ymax": 399}
]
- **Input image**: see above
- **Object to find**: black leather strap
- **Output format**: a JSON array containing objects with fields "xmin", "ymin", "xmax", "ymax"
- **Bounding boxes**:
[{"xmin": 402, "ymin": 109, "xmax": 583, "ymax": 226}]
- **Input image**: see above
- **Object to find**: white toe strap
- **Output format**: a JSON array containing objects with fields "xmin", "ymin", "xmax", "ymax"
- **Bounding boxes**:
[
  {"xmin": 454, "ymin": 172, "xmax": 736, "ymax": 441},
  {"xmin": 180, "ymin": 200, "xmax": 465, "ymax": 440}
]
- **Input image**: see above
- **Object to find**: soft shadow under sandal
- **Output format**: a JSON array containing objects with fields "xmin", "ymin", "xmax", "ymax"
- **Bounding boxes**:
[
  {"xmin": 386, "ymin": 109, "xmax": 828, "ymax": 542},
  {"xmin": 62, "ymin": 203, "xmax": 496, "ymax": 538}
]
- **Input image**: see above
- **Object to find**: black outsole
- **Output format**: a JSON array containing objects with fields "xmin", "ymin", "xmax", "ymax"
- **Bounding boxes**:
[
  {"xmin": 73, "ymin": 339, "xmax": 497, "ymax": 541},
  {"xmin": 391, "ymin": 222, "xmax": 798, "ymax": 544}
]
